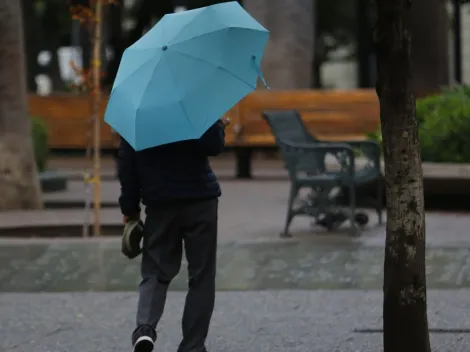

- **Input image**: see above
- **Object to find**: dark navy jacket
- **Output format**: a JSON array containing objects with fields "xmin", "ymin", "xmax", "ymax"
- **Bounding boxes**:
[{"xmin": 117, "ymin": 120, "xmax": 225, "ymax": 216}]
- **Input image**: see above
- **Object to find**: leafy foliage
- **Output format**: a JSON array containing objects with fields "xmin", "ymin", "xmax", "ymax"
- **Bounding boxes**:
[
  {"xmin": 31, "ymin": 116, "xmax": 49, "ymax": 172},
  {"xmin": 368, "ymin": 86, "xmax": 470, "ymax": 163},
  {"xmin": 419, "ymin": 86, "xmax": 470, "ymax": 162}
]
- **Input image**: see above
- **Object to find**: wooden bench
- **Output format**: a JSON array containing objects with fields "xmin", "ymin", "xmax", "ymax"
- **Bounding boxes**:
[
  {"xmin": 223, "ymin": 89, "xmax": 380, "ymax": 177},
  {"xmin": 28, "ymin": 89, "xmax": 380, "ymax": 177},
  {"xmin": 28, "ymin": 94, "xmax": 117, "ymax": 150}
]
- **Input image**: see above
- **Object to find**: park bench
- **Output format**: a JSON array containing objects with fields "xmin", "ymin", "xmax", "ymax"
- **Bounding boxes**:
[
  {"xmin": 223, "ymin": 89, "xmax": 381, "ymax": 178},
  {"xmin": 28, "ymin": 94, "xmax": 117, "ymax": 150},
  {"xmin": 262, "ymin": 110, "xmax": 383, "ymax": 237},
  {"xmin": 28, "ymin": 90, "xmax": 381, "ymax": 178}
]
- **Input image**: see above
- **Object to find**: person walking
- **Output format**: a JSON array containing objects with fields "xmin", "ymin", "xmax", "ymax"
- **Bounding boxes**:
[{"xmin": 118, "ymin": 118, "xmax": 228, "ymax": 352}]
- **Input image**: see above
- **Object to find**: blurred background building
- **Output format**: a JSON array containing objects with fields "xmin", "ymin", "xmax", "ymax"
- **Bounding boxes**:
[{"xmin": 25, "ymin": 0, "xmax": 466, "ymax": 95}]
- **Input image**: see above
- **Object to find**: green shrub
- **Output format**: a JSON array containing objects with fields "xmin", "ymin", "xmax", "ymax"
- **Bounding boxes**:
[
  {"xmin": 366, "ymin": 129, "xmax": 382, "ymax": 145},
  {"xmin": 31, "ymin": 116, "xmax": 49, "ymax": 172},
  {"xmin": 419, "ymin": 86, "xmax": 470, "ymax": 162},
  {"xmin": 368, "ymin": 85, "xmax": 470, "ymax": 163}
]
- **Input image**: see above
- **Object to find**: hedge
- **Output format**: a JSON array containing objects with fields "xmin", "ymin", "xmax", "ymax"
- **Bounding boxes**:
[
  {"xmin": 368, "ymin": 85, "xmax": 470, "ymax": 163},
  {"xmin": 31, "ymin": 116, "xmax": 49, "ymax": 172}
]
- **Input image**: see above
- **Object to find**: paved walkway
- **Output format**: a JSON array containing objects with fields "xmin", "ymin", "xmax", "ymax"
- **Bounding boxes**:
[
  {"xmin": 0, "ymin": 178, "xmax": 468, "ymax": 246},
  {"xmin": 1, "ymin": 291, "xmax": 469, "ymax": 352},
  {"xmin": 0, "ymin": 179, "xmax": 468, "ymax": 246},
  {"xmin": 1, "ymin": 229, "xmax": 470, "ymax": 351},
  {"xmin": 48, "ymin": 154, "xmax": 470, "ymax": 179},
  {"xmin": 1, "ymin": 236, "xmax": 470, "ymax": 292},
  {"xmin": 2, "ymin": 163, "xmax": 470, "ymax": 351}
]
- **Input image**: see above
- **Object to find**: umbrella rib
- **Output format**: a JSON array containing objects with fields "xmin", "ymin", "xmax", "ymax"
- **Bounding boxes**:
[
  {"xmin": 165, "ymin": 8, "xmax": 207, "ymax": 46},
  {"xmin": 170, "ymin": 49, "xmax": 257, "ymax": 90},
  {"xmin": 165, "ymin": 56, "xmax": 198, "ymax": 136},
  {"xmin": 168, "ymin": 28, "xmax": 228, "ymax": 47},
  {"xmin": 132, "ymin": 58, "xmax": 164, "ymax": 148},
  {"xmin": 170, "ymin": 27, "xmax": 267, "ymax": 48},
  {"xmin": 113, "ymin": 52, "xmax": 157, "ymax": 90}
]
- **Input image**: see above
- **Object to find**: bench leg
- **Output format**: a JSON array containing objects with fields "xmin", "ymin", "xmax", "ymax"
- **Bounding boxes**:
[
  {"xmin": 281, "ymin": 185, "xmax": 297, "ymax": 238},
  {"xmin": 348, "ymin": 183, "xmax": 359, "ymax": 236},
  {"xmin": 235, "ymin": 148, "xmax": 253, "ymax": 179}
]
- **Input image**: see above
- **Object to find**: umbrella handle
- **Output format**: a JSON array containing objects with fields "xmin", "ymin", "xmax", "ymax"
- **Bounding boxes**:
[{"xmin": 251, "ymin": 55, "xmax": 270, "ymax": 89}]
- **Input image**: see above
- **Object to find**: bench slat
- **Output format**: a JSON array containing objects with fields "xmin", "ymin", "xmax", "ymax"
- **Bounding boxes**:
[{"xmin": 28, "ymin": 90, "xmax": 380, "ymax": 149}]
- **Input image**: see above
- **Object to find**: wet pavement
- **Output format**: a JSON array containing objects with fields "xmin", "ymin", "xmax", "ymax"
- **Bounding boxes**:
[
  {"xmin": 2, "ymin": 290, "xmax": 470, "ymax": 352},
  {"xmin": 1, "ymin": 238, "xmax": 470, "ymax": 351},
  {"xmin": 1, "ymin": 239, "xmax": 470, "ymax": 292},
  {"xmin": 4, "ymin": 172, "xmax": 470, "ymax": 351}
]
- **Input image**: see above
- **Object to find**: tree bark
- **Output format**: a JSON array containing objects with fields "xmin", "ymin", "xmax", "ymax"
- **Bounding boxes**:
[
  {"xmin": 374, "ymin": 0, "xmax": 430, "ymax": 351},
  {"xmin": 21, "ymin": 0, "xmax": 40, "ymax": 92},
  {"xmin": 0, "ymin": 1, "xmax": 43, "ymax": 210},
  {"xmin": 243, "ymin": 0, "xmax": 314, "ymax": 89}
]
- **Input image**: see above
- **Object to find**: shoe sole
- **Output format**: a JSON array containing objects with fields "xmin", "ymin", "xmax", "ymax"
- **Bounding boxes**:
[{"xmin": 133, "ymin": 336, "xmax": 154, "ymax": 352}]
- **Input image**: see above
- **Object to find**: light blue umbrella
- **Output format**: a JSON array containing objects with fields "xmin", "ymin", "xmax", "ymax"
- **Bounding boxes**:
[{"xmin": 104, "ymin": 1, "xmax": 269, "ymax": 151}]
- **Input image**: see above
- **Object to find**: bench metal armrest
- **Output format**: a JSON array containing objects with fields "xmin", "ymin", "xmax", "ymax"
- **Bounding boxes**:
[
  {"xmin": 280, "ymin": 140, "xmax": 356, "ymax": 177},
  {"xmin": 342, "ymin": 140, "xmax": 381, "ymax": 170}
]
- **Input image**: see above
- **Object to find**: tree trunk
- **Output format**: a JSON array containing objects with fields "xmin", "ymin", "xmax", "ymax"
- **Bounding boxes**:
[
  {"xmin": 243, "ymin": 0, "xmax": 314, "ymax": 89},
  {"xmin": 0, "ymin": 1, "xmax": 43, "ymax": 210},
  {"xmin": 409, "ymin": 0, "xmax": 449, "ymax": 94},
  {"xmin": 21, "ymin": 0, "xmax": 40, "ymax": 92},
  {"xmin": 374, "ymin": 0, "xmax": 430, "ymax": 352}
]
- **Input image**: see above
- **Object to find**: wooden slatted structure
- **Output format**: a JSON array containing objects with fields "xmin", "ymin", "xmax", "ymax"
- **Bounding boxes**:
[
  {"xmin": 224, "ymin": 89, "xmax": 380, "ymax": 146},
  {"xmin": 28, "ymin": 94, "xmax": 116, "ymax": 149},
  {"xmin": 28, "ymin": 89, "xmax": 380, "ymax": 149}
]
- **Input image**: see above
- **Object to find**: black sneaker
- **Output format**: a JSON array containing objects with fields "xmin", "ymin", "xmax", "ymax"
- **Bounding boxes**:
[{"xmin": 132, "ymin": 325, "xmax": 156, "ymax": 352}]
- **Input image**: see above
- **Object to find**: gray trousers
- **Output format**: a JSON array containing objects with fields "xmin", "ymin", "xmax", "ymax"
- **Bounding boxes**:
[{"xmin": 136, "ymin": 199, "xmax": 218, "ymax": 352}]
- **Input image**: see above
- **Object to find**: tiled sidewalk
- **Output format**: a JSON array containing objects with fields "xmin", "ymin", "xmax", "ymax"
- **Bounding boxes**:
[{"xmin": 0, "ymin": 179, "xmax": 469, "ymax": 247}]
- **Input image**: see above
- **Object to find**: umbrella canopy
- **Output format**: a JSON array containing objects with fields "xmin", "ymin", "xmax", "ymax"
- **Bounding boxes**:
[{"xmin": 104, "ymin": 1, "xmax": 269, "ymax": 151}]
